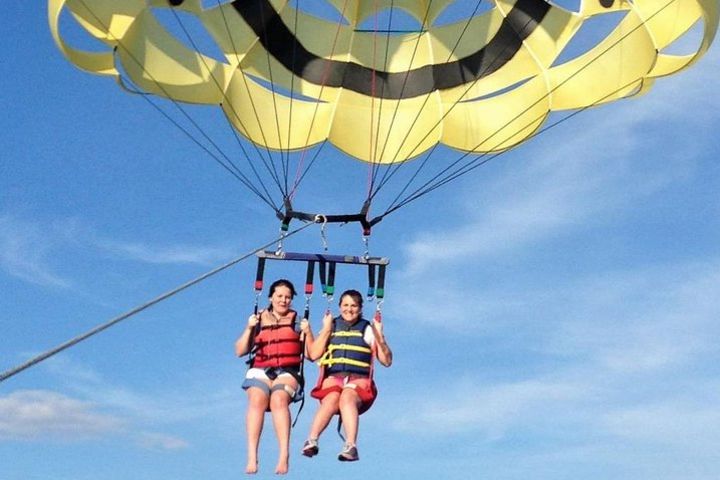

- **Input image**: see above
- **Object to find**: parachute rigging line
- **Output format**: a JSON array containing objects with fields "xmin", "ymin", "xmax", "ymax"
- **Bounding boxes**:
[
  {"xmin": 256, "ymin": 0, "xmax": 290, "ymax": 196},
  {"xmin": 123, "ymin": 71, "xmax": 280, "ymax": 212},
  {"xmin": 384, "ymin": 77, "xmax": 644, "ymax": 217},
  {"xmin": 213, "ymin": 0, "xmax": 290, "ymax": 202},
  {"xmin": 71, "ymin": 0, "xmax": 283, "ymax": 214},
  {"xmin": 172, "ymin": 8, "xmax": 286, "ymax": 201},
  {"xmin": 368, "ymin": 0, "xmax": 500, "ymax": 201},
  {"xmin": 375, "ymin": 0, "xmax": 685, "ymax": 220},
  {"xmin": 168, "ymin": 5, "xmax": 287, "ymax": 200},
  {"xmin": 369, "ymin": 0, "xmax": 436, "ymax": 195},
  {"xmin": 369, "ymin": 0, "xmax": 545, "ymax": 201},
  {"xmin": 0, "ymin": 221, "xmax": 315, "ymax": 385},
  {"xmin": 288, "ymin": 0, "xmax": 353, "ymax": 201}
]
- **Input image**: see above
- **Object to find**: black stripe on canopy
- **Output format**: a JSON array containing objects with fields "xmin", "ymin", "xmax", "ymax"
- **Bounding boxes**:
[{"xmin": 230, "ymin": 0, "xmax": 550, "ymax": 99}]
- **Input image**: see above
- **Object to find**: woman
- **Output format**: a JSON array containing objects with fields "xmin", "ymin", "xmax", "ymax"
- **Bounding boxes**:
[
  {"xmin": 235, "ymin": 279, "xmax": 314, "ymax": 475},
  {"xmin": 301, "ymin": 289, "xmax": 393, "ymax": 462}
]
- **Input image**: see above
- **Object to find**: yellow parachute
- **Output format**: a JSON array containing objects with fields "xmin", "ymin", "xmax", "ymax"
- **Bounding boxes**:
[
  {"xmin": 48, "ymin": 0, "xmax": 718, "ymax": 224},
  {"xmin": 49, "ymin": 0, "xmax": 717, "ymax": 163}
]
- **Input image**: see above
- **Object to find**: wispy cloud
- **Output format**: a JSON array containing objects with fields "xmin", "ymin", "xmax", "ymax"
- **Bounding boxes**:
[
  {"xmin": 96, "ymin": 238, "xmax": 234, "ymax": 266},
  {"xmin": 0, "ymin": 215, "xmax": 73, "ymax": 288},
  {"xmin": 386, "ymin": 257, "xmax": 720, "ymax": 450},
  {"xmin": 135, "ymin": 432, "xmax": 190, "ymax": 451},
  {"xmin": 400, "ymin": 39, "xmax": 719, "ymax": 277},
  {"xmin": 0, "ymin": 212, "xmax": 240, "ymax": 291},
  {"xmin": 391, "ymin": 377, "xmax": 588, "ymax": 439},
  {"xmin": 44, "ymin": 356, "xmax": 237, "ymax": 425},
  {"xmin": 0, "ymin": 389, "xmax": 123, "ymax": 440}
]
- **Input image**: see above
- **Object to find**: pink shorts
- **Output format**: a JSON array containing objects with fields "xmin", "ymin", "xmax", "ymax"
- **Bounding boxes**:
[{"xmin": 310, "ymin": 373, "xmax": 377, "ymax": 414}]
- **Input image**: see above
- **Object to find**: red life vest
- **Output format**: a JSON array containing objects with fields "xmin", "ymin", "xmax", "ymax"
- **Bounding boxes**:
[{"xmin": 251, "ymin": 310, "xmax": 303, "ymax": 369}]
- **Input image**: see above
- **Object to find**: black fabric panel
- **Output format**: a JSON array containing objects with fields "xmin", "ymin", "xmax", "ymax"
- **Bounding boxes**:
[{"xmin": 230, "ymin": 0, "xmax": 551, "ymax": 99}]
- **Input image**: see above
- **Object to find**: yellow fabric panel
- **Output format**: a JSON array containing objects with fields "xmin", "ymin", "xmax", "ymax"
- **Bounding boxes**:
[
  {"xmin": 351, "ymin": 0, "xmax": 441, "ymax": 25},
  {"xmin": 329, "ymin": 89, "xmax": 443, "ymax": 164},
  {"xmin": 48, "ymin": 0, "xmax": 117, "ymax": 77},
  {"xmin": 233, "ymin": 6, "xmax": 354, "ymax": 101},
  {"xmin": 429, "ymin": 7, "xmax": 502, "ymax": 62},
  {"xmin": 48, "ymin": 0, "xmax": 718, "ymax": 163},
  {"xmin": 633, "ymin": 0, "xmax": 701, "ymax": 49},
  {"xmin": 580, "ymin": 0, "xmax": 630, "ymax": 16},
  {"xmin": 119, "ymin": 10, "xmax": 230, "ymax": 104},
  {"xmin": 65, "ymin": 0, "xmax": 144, "ymax": 42},
  {"xmin": 650, "ymin": 53, "xmax": 697, "ymax": 77},
  {"xmin": 147, "ymin": 0, "xmax": 203, "ymax": 14},
  {"xmin": 348, "ymin": 30, "xmax": 434, "ymax": 73},
  {"xmin": 525, "ymin": 2, "xmax": 582, "ymax": 66},
  {"xmin": 223, "ymin": 72, "xmax": 333, "ymax": 152},
  {"xmin": 443, "ymin": 76, "xmax": 550, "ymax": 153},
  {"xmin": 200, "ymin": 4, "xmax": 264, "ymax": 67},
  {"xmin": 549, "ymin": 10, "xmax": 656, "ymax": 109}
]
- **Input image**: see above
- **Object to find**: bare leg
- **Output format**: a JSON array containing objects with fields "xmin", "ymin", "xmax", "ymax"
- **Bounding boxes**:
[
  {"xmin": 246, "ymin": 388, "xmax": 269, "ymax": 474},
  {"xmin": 338, "ymin": 389, "xmax": 361, "ymax": 446},
  {"xmin": 269, "ymin": 390, "xmax": 292, "ymax": 474},
  {"xmin": 308, "ymin": 392, "xmax": 340, "ymax": 440}
]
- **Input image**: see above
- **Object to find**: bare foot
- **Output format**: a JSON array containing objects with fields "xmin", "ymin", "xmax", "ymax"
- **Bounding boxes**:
[
  {"xmin": 245, "ymin": 460, "xmax": 258, "ymax": 475},
  {"xmin": 275, "ymin": 455, "xmax": 289, "ymax": 475}
]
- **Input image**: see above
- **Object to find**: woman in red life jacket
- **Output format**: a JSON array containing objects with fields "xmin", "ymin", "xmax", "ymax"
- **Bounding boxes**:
[
  {"xmin": 235, "ymin": 279, "xmax": 315, "ymax": 475},
  {"xmin": 301, "ymin": 289, "xmax": 393, "ymax": 462}
]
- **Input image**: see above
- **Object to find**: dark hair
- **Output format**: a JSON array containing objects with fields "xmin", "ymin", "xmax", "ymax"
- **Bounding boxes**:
[
  {"xmin": 338, "ymin": 289, "xmax": 363, "ymax": 309},
  {"xmin": 268, "ymin": 279, "xmax": 297, "ymax": 299}
]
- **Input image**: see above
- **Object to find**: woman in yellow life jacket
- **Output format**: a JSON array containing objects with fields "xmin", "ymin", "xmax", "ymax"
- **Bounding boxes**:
[
  {"xmin": 301, "ymin": 289, "xmax": 392, "ymax": 462},
  {"xmin": 235, "ymin": 279, "xmax": 315, "ymax": 475}
]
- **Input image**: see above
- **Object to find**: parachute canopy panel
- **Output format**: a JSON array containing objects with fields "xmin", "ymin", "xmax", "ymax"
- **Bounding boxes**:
[{"xmin": 50, "ymin": 0, "xmax": 718, "ymax": 162}]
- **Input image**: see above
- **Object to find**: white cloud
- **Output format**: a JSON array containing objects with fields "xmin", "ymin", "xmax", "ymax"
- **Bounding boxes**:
[
  {"xmin": 399, "ymin": 36, "xmax": 719, "ymax": 277},
  {"xmin": 0, "ymin": 215, "xmax": 72, "ymax": 288},
  {"xmin": 96, "ymin": 238, "xmax": 234, "ymax": 266},
  {"xmin": 603, "ymin": 395, "xmax": 720, "ymax": 449},
  {"xmin": 0, "ymin": 390, "xmax": 123, "ymax": 440},
  {"xmin": 391, "ymin": 377, "xmax": 588, "ymax": 439},
  {"xmin": 136, "ymin": 432, "xmax": 190, "ymax": 451}
]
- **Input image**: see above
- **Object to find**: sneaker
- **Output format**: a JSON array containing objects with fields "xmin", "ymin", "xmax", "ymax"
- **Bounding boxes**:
[
  {"xmin": 301, "ymin": 438, "xmax": 319, "ymax": 457},
  {"xmin": 338, "ymin": 443, "xmax": 359, "ymax": 462}
]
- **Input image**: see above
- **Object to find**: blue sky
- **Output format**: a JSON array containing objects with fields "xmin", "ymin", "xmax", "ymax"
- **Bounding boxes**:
[{"xmin": 2, "ymin": 3, "xmax": 720, "ymax": 479}]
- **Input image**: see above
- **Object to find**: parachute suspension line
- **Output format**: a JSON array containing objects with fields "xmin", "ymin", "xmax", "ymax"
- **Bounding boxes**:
[
  {"xmin": 168, "ymin": 5, "xmax": 282, "ymax": 212},
  {"xmin": 73, "ymin": 0, "xmax": 281, "ymax": 214},
  {"xmin": 368, "ymin": 0, "xmax": 489, "ymax": 201},
  {"xmin": 376, "ymin": 3, "xmax": 568, "ymax": 210},
  {"xmin": 367, "ymin": 0, "xmax": 381, "ymax": 193},
  {"xmin": 384, "ymin": 79, "xmax": 645, "ymax": 216},
  {"xmin": 256, "ymin": 0, "xmax": 291, "ymax": 199},
  {"xmin": 0, "ymin": 221, "xmax": 316, "ymax": 385},
  {"xmin": 115, "ymin": 69, "xmax": 279, "ymax": 213},
  {"xmin": 367, "ymin": 0, "xmax": 397, "ymax": 196},
  {"xmin": 369, "ymin": 0, "xmax": 435, "ymax": 194},
  {"xmin": 288, "ymin": 0, "xmax": 352, "ymax": 200},
  {"xmin": 377, "ymin": 0, "xmax": 680, "ymax": 217},
  {"xmin": 380, "ymin": 0, "xmax": 677, "ymax": 218},
  {"xmin": 371, "ymin": 0, "xmax": 507, "ymax": 195},
  {"xmin": 285, "ymin": 0, "xmax": 302, "ymax": 196},
  {"xmin": 84, "ymin": 24, "xmax": 281, "ymax": 212},
  {"xmin": 387, "ymin": 76, "xmax": 649, "ymax": 214},
  {"xmin": 220, "ymin": 108, "xmax": 280, "ymax": 211},
  {"xmin": 383, "ymin": 0, "xmax": 683, "ymax": 215},
  {"xmin": 205, "ymin": 0, "xmax": 283, "ymax": 195}
]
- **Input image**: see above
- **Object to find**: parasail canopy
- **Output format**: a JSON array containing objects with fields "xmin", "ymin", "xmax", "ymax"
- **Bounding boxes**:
[{"xmin": 48, "ymin": 0, "xmax": 719, "ymax": 224}]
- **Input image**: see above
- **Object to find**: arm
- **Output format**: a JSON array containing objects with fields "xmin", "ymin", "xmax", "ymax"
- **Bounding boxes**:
[
  {"xmin": 234, "ymin": 313, "xmax": 260, "ymax": 357},
  {"xmin": 299, "ymin": 317, "xmax": 315, "ymax": 358},
  {"xmin": 306, "ymin": 311, "xmax": 333, "ymax": 361},
  {"xmin": 371, "ymin": 319, "xmax": 393, "ymax": 367}
]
